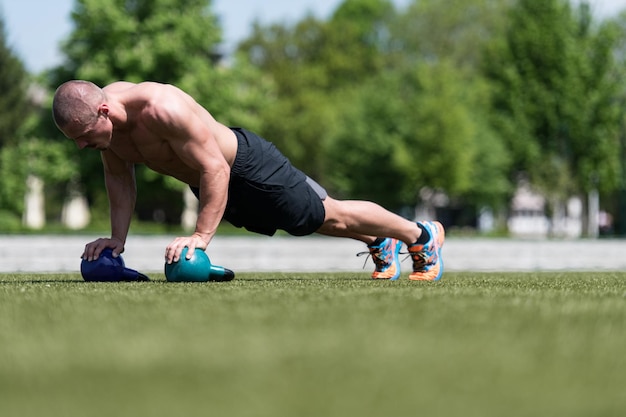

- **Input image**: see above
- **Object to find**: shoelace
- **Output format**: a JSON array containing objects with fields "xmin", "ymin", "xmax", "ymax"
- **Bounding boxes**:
[
  {"xmin": 409, "ymin": 251, "xmax": 427, "ymax": 272},
  {"xmin": 397, "ymin": 249, "xmax": 428, "ymax": 272},
  {"xmin": 356, "ymin": 248, "xmax": 389, "ymax": 270},
  {"xmin": 358, "ymin": 244, "xmax": 433, "ymax": 271},
  {"xmin": 358, "ymin": 248, "xmax": 430, "ymax": 272}
]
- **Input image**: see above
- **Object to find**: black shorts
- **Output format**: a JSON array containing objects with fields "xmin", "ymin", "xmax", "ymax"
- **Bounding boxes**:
[{"xmin": 190, "ymin": 127, "xmax": 326, "ymax": 236}]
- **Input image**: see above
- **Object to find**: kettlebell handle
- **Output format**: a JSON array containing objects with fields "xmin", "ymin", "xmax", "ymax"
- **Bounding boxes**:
[{"xmin": 208, "ymin": 264, "xmax": 235, "ymax": 282}]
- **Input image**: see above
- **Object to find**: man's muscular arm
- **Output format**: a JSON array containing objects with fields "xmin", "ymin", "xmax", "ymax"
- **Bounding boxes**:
[
  {"xmin": 82, "ymin": 151, "xmax": 136, "ymax": 261},
  {"xmin": 151, "ymin": 88, "xmax": 231, "ymax": 263},
  {"xmin": 105, "ymin": 152, "xmax": 137, "ymax": 249}
]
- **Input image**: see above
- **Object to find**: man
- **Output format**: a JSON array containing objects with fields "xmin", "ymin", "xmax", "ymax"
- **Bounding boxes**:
[{"xmin": 52, "ymin": 80, "xmax": 445, "ymax": 281}]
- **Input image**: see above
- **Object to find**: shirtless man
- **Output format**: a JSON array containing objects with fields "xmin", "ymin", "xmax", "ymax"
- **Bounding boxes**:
[{"xmin": 52, "ymin": 80, "xmax": 445, "ymax": 281}]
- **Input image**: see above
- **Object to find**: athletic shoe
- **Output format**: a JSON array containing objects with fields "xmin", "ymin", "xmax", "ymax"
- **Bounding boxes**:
[
  {"xmin": 408, "ymin": 221, "xmax": 445, "ymax": 281},
  {"xmin": 359, "ymin": 238, "xmax": 403, "ymax": 280}
]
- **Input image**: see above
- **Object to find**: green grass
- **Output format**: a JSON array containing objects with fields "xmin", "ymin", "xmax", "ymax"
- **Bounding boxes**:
[{"xmin": 0, "ymin": 272, "xmax": 624, "ymax": 417}]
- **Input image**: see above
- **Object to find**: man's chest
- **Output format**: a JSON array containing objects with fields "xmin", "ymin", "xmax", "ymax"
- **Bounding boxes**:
[{"xmin": 110, "ymin": 129, "xmax": 176, "ymax": 165}]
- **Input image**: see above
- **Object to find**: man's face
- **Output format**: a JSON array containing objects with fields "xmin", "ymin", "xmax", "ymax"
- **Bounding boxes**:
[{"xmin": 63, "ymin": 114, "xmax": 113, "ymax": 151}]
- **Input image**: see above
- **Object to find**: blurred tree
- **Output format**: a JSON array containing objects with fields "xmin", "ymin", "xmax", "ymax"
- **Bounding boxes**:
[
  {"xmin": 603, "ymin": 11, "xmax": 626, "ymax": 234},
  {"xmin": 239, "ymin": 16, "xmax": 337, "ymax": 179},
  {"xmin": 0, "ymin": 15, "xmax": 31, "ymax": 148},
  {"xmin": 322, "ymin": 0, "xmax": 395, "ymax": 88},
  {"xmin": 326, "ymin": 60, "xmax": 510, "ymax": 211},
  {"xmin": 242, "ymin": 0, "xmax": 395, "ymax": 93},
  {"xmin": 238, "ymin": 0, "xmax": 513, "ymax": 217},
  {"xmin": 382, "ymin": 0, "xmax": 514, "ymax": 212},
  {"xmin": 0, "ymin": 138, "xmax": 77, "ymax": 215},
  {"xmin": 0, "ymin": 14, "xmax": 38, "ymax": 226},
  {"xmin": 483, "ymin": 0, "xmax": 621, "ymax": 223},
  {"xmin": 238, "ymin": 0, "xmax": 397, "ymax": 180},
  {"xmin": 57, "ymin": 0, "xmax": 220, "ymax": 90},
  {"xmin": 394, "ymin": 0, "xmax": 512, "ymax": 70}
]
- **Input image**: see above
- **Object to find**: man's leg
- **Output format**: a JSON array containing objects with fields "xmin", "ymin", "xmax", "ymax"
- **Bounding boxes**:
[
  {"xmin": 317, "ymin": 197, "xmax": 445, "ymax": 281},
  {"xmin": 316, "ymin": 197, "xmax": 415, "ymax": 280},
  {"xmin": 316, "ymin": 197, "xmax": 421, "ymax": 244}
]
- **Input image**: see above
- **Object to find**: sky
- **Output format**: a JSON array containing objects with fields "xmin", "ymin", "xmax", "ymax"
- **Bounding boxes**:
[{"xmin": 1, "ymin": 0, "xmax": 626, "ymax": 73}]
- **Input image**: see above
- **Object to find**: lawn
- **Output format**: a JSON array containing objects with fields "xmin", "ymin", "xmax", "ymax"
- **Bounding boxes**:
[{"xmin": 0, "ymin": 272, "xmax": 624, "ymax": 417}]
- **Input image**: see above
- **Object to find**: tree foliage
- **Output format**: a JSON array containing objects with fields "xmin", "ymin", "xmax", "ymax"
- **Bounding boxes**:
[
  {"xmin": 0, "ymin": 138, "xmax": 77, "ymax": 214},
  {"xmin": 393, "ymin": 0, "xmax": 512, "ymax": 69},
  {"xmin": 238, "ymin": 0, "xmax": 399, "ymax": 179},
  {"xmin": 484, "ymin": 0, "xmax": 621, "ymax": 197},
  {"xmin": 326, "ymin": 60, "xmax": 510, "ymax": 210},
  {"xmin": 0, "ymin": 15, "xmax": 31, "ymax": 147},
  {"xmin": 57, "ymin": 0, "xmax": 219, "ymax": 85},
  {"xmin": 239, "ymin": 0, "xmax": 513, "ymax": 212},
  {"xmin": 0, "ymin": 14, "xmax": 46, "ymax": 222}
]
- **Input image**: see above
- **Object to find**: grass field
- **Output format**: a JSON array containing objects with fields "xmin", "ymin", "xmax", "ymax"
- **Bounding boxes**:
[{"xmin": 0, "ymin": 271, "xmax": 624, "ymax": 417}]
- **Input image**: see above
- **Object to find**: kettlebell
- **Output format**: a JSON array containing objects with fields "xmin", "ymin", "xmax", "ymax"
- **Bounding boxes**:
[
  {"xmin": 164, "ymin": 247, "xmax": 235, "ymax": 282},
  {"xmin": 81, "ymin": 248, "xmax": 150, "ymax": 282}
]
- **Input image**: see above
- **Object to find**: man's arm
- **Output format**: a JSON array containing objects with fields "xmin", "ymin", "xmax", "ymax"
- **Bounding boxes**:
[
  {"xmin": 152, "ymin": 87, "xmax": 231, "ymax": 263},
  {"xmin": 166, "ymin": 137, "xmax": 230, "ymax": 263},
  {"xmin": 104, "ymin": 151, "xmax": 137, "ymax": 249},
  {"xmin": 82, "ymin": 151, "xmax": 136, "ymax": 261},
  {"xmin": 191, "ymin": 154, "xmax": 230, "ymax": 242}
]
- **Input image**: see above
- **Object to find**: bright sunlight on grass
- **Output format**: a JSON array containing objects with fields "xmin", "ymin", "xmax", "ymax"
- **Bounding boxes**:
[{"xmin": 0, "ymin": 272, "xmax": 624, "ymax": 417}]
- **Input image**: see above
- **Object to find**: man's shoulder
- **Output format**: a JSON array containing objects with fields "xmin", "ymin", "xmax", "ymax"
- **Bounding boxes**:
[
  {"xmin": 104, "ymin": 81, "xmax": 174, "ymax": 95},
  {"xmin": 103, "ymin": 81, "xmax": 137, "ymax": 93},
  {"xmin": 110, "ymin": 81, "xmax": 185, "ymax": 100}
]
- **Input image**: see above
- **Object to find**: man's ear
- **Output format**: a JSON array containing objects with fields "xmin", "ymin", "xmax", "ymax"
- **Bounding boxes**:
[{"xmin": 98, "ymin": 103, "xmax": 109, "ymax": 116}]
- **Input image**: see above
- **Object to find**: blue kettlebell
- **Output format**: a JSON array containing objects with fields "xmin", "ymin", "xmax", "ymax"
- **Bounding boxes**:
[
  {"xmin": 81, "ymin": 248, "xmax": 150, "ymax": 282},
  {"xmin": 164, "ymin": 247, "xmax": 235, "ymax": 282}
]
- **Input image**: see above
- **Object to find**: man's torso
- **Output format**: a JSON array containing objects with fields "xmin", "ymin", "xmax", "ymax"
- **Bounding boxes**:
[{"xmin": 103, "ymin": 82, "xmax": 237, "ymax": 187}]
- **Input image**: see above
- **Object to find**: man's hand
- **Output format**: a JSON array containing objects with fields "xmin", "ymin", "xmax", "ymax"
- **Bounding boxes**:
[
  {"xmin": 82, "ymin": 237, "xmax": 125, "ymax": 261},
  {"xmin": 165, "ymin": 233, "xmax": 209, "ymax": 264}
]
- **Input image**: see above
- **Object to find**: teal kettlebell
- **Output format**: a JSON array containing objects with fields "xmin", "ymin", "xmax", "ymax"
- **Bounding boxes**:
[{"xmin": 165, "ymin": 247, "xmax": 235, "ymax": 282}]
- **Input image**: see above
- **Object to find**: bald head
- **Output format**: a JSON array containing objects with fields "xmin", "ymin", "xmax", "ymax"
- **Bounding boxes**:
[{"xmin": 52, "ymin": 80, "xmax": 105, "ymax": 130}]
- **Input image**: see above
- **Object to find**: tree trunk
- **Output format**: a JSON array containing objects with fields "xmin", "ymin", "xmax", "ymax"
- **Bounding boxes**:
[
  {"xmin": 181, "ymin": 187, "xmax": 198, "ymax": 231},
  {"xmin": 22, "ymin": 174, "xmax": 45, "ymax": 229}
]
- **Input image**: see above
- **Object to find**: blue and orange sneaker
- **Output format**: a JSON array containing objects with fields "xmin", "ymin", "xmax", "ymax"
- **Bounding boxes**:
[
  {"xmin": 408, "ymin": 221, "xmax": 445, "ymax": 281},
  {"xmin": 359, "ymin": 238, "xmax": 402, "ymax": 280}
]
